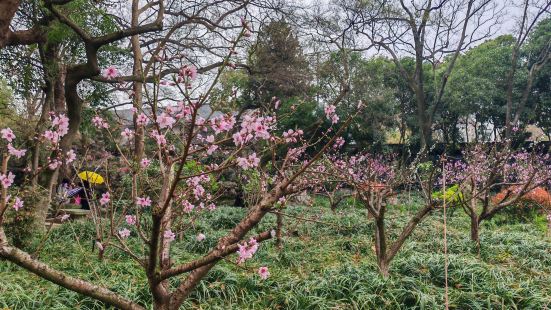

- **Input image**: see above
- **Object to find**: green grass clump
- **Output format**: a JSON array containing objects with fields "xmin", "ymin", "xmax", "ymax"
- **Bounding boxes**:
[{"xmin": 1, "ymin": 195, "xmax": 550, "ymax": 309}]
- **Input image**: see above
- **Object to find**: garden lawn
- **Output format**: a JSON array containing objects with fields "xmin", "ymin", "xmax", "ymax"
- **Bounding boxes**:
[{"xmin": 1, "ymin": 196, "xmax": 550, "ymax": 309}]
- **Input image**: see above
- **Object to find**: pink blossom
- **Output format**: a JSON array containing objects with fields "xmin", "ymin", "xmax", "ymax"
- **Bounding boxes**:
[
  {"xmin": 157, "ymin": 113, "xmax": 176, "ymax": 129},
  {"xmin": 232, "ymin": 114, "xmax": 274, "ymax": 145},
  {"xmin": 196, "ymin": 233, "xmax": 206, "ymax": 241},
  {"xmin": 207, "ymin": 203, "xmax": 217, "ymax": 211},
  {"xmin": 0, "ymin": 172, "xmax": 15, "ymax": 188},
  {"xmin": 66, "ymin": 150, "xmax": 77, "ymax": 163},
  {"xmin": 61, "ymin": 214, "xmax": 70, "ymax": 222},
  {"xmin": 210, "ymin": 115, "xmax": 236, "ymax": 133},
  {"xmin": 136, "ymin": 113, "xmax": 149, "ymax": 126},
  {"xmin": 100, "ymin": 192, "xmax": 110, "ymax": 205},
  {"xmin": 179, "ymin": 65, "xmax": 197, "ymax": 80},
  {"xmin": 182, "ymin": 200, "xmax": 194, "ymax": 213},
  {"xmin": 136, "ymin": 196, "xmax": 152, "ymax": 207},
  {"xmin": 92, "ymin": 116, "xmax": 109, "ymax": 129},
  {"xmin": 176, "ymin": 102, "xmax": 193, "ymax": 119},
  {"xmin": 12, "ymin": 197, "xmax": 23, "ymax": 211},
  {"xmin": 102, "ymin": 66, "xmax": 118, "ymax": 79},
  {"xmin": 324, "ymin": 104, "xmax": 336, "ymax": 116},
  {"xmin": 125, "ymin": 215, "xmax": 137, "ymax": 225},
  {"xmin": 237, "ymin": 237, "xmax": 259, "ymax": 264},
  {"xmin": 207, "ymin": 145, "xmax": 218, "ymax": 155},
  {"xmin": 164, "ymin": 229, "xmax": 176, "ymax": 242},
  {"xmin": 286, "ymin": 147, "xmax": 305, "ymax": 162},
  {"xmin": 151, "ymin": 132, "xmax": 166, "ymax": 146},
  {"xmin": 258, "ymin": 266, "xmax": 270, "ymax": 279},
  {"xmin": 193, "ymin": 184, "xmax": 205, "ymax": 199},
  {"xmin": 48, "ymin": 159, "xmax": 62, "ymax": 170},
  {"xmin": 324, "ymin": 105, "xmax": 339, "ymax": 124},
  {"xmin": 74, "ymin": 195, "xmax": 81, "ymax": 205},
  {"xmin": 236, "ymin": 153, "xmax": 260, "ymax": 170},
  {"xmin": 206, "ymin": 135, "xmax": 215, "ymax": 143},
  {"xmin": 140, "ymin": 158, "xmax": 151, "ymax": 168},
  {"xmin": 283, "ymin": 129, "xmax": 303, "ymax": 143},
  {"xmin": 333, "ymin": 137, "xmax": 345, "ymax": 149},
  {"xmin": 7, "ymin": 144, "xmax": 26, "ymax": 158},
  {"xmin": 121, "ymin": 128, "xmax": 134, "ymax": 138},
  {"xmin": 119, "ymin": 228, "xmax": 131, "ymax": 238},
  {"xmin": 52, "ymin": 114, "xmax": 69, "ymax": 136},
  {"xmin": 43, "ymin": 130, "xmax": 59, "ymax": 144},
  {"xmin": 1, "ymin": 128, "xmax": 15, "ymax": 142}
]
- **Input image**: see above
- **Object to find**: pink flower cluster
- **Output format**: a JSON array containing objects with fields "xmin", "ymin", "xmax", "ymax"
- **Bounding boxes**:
[
  {"xmin": 232, "ymin": 114, "xmax": 274, "ymax": 146},
  {"xmin": 12, "ymin": 197, "xmax": 23, "ymax": 211},
  {"xmin": 333, "ymin": 137, "xmax": 345, "ymax": 149},
  {"xmin": 331, "ymin": 153, "xmax": 395, "ymax": 185},
  {"xmin": 151, "ymin": 132, "xmax": 167, "ymax": 146},
  {"xmin": 186, "ymin": 175, "xmax": 210, "ymax": 200},
  {"xmin": 0, "ymin": 172, "xmax": 15, "ymax": 188},
  {"xmin": 121, "ymin": 128, "xmax": 134, "ymax": 138},
  {"xmin": 157, "ymin": 113, "xmax": 176, "ymax": 129},
  {"xmin": 237, "ymin": 237, "xmax": 259, "ymax": 264},
  {"xmin": 324, "ymin": 104, "xmax": 339, "ymax": 124},
  {"xmin": 43, "ymin": 114, "xmax": 70, "ymax": 145},
  {"xmin": 136, "ymin": 196, "xmax": 152, "ymax": 207},
  {"xmin": 66, "ymin": 150, "xmax": 77, "ymax": 164},
  {"xmin": 258, "ymin": 266, "xmax": 270, "ymax": 280},
  {"xmin": 178, "ymin": 65, "xmax": 197, "ymax": 82},
  {"xmin": 137, "ymin": 113, "xmax": 149, "ymax": 126},
  {"xmin": 100, "ymin": 192, "xmax": 110, "ymax": 205},
  {"xmin": 236, "ymin": 153, "xmax": 260, "ymax": 170},
  {"xmin": 196, "ymin": 233, "xmax": 206, "ymax": 241},
  {"xmin": 1, "ymin": 128, "xmax": 16, "ymax": 142},
  {"xmin": 119, "ymin": 228, "xmax": 131, "ymax": 238},
  {"xmin": 92, "ymin": 116, "xmax": 109, "ymax": 129},
  {"xmin": 125, "ymin": 215, "xmax": 137, "ymax": 225},
  {"xmin": 210, "ymin": 115, "xmax": 236, "ymax": 134},
  {"xmin": 182, "ymin": 200, "xmax": 194, "ymax": 213},
  {"xmin": 102, "ymin": 66, "xmax": 118, "ymax": 80},
  {"xmin": 283, "ymin": 129, "xmax": 304, "ymax": 143},
  {"xmin": 7, "ymin": 143, "xmax": 26, "ymax": 158},
  {"xmin": 164, "ymin": 229, "xmax": 176, "ymax": 242}
]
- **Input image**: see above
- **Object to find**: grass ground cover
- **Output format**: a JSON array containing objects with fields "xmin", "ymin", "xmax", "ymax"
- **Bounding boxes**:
[{"xmin": 1, "ymin": 195, "xmax": 550, "ymax": 309}]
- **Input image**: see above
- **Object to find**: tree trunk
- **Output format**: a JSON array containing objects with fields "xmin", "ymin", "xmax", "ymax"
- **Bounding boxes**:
[
  {"xmin": 374, "ymin": 214, "xmax": 389, "ymax": 277},
  {"xmin": 415, "ymin": 87, "xmax": 430, "ymax": 150},
  {"xmin": 131, "ymin": 0, "xmax": 145, "ymax": 163},
  {"xmin": 276, "ymin": 212, "xmax": 283, "ymax": 250},
  {"xmin": 470, "ymin": 214, "xmax": 481, "ymax": 255},
  {"xmin": 153, "ymin": 301, "xmax": 169, "ymax": 310},
  {"xmin": 378, "ymin": 258, "xmax": 390, "ymax": 278},
  {"xmin": 59, "ymin": 80, "xmax": 82, "ymax": 153},
  {"xmin": 470, "ymin": 215, "xmax": 479, "ymax": 241},
  {"xmin": 0, "ymin": 0, "xmax": 20, "ymax": 47}
]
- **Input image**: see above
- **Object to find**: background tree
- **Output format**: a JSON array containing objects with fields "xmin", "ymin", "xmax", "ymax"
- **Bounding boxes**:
[
  {"xmin": 443, "ymin": 35, "xmax": 517, "ymax": 143},
  {"xmin": 347, "ymin": 0, "xmax": 500, "ymax": 150},
  {"xmin": 319, "ymin": 53, "xmax": 399, "ymax": 151},
  {"xmin": 504, "ymin": 0, "xmax": 551, "ymax": 138}
]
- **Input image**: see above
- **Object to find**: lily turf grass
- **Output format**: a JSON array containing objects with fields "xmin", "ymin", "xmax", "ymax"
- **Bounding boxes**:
[{"xmin": 1, "ymin": 195, "xmax": 550, "ymax": 309}]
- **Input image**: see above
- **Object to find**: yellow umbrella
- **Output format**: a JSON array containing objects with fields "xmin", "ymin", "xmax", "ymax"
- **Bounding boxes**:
[{"xmin": 78, "ymin": 171, "xmax": 104, "ymax": 185}]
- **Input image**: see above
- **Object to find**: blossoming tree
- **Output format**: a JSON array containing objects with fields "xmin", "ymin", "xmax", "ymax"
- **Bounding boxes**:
[
  {"xmin": 321, "ymin": 153, "xmax": 439, "ymax": 277},
  {"xmin": 0, "ymin": 20, "xmax": 354, "ymax": 308},
  {"xmin": 443, "ymin": 145, "xmax": 551, "ymax": 250}
]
